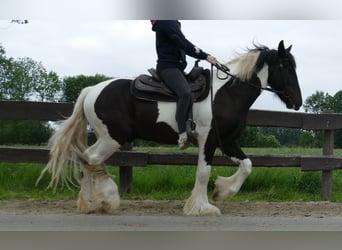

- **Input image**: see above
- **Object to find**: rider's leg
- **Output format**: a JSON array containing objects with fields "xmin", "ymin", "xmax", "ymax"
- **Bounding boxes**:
[{"xmin": 159, "ymin": 68, "xmax": 192, "ymax": 149}]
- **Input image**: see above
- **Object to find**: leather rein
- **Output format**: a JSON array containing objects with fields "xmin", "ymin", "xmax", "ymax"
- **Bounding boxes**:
[{"xmin": 213, "ymin": 63, "xmax": 285, "ymax": 95}]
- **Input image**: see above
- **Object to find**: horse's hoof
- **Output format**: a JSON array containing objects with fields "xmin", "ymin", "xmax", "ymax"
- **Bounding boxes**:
[
  {"xmin": 183, "ymin": 199, "xmax": 221, "ymax": 216},
  {"xmin": 94, "ymin": 200, "xmax": 120, "ymax": 214},
  {"xmin": 77, "ymin": 197, "xmax": 95, "ymax": 214},
  {"xmin": 212, "ymin": 188, "xmax": 223, "ymax": 202}
]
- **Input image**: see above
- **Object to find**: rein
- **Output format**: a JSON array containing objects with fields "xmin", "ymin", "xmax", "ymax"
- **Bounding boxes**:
[
  {"xmin": 213, "ymin": 63, "xmax": 284, "ymax": 95},
  {"xmin": 209, "ymin": 64, "xmax": 225, "ymax": 155}
]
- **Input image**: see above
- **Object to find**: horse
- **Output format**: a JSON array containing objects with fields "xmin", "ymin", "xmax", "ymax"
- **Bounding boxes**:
[{"xmin": 38, "ymin": 40, "xmax": 302, "ymax": 216}]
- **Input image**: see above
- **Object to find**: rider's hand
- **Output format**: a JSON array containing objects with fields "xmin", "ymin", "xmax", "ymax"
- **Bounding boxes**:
[{"xmin": 206, "ymin": 55, "xmax": 218, "ymax": 65}]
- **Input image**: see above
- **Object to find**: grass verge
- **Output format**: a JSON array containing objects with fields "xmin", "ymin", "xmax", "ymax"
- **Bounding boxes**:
[{"xmin": 0, "ymin": 147, "xmax": 341, "ymax": 201}]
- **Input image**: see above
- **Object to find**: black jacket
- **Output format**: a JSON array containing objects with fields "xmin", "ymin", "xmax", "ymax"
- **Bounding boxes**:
[{"xmin": 151, "ymin": 20, "xmax": 209, "ymax": 72}]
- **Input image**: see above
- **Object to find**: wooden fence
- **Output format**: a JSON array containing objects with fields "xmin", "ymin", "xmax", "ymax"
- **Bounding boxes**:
[{"xmin": 0, "ymin": 101, "xmax": 342, "ymax": 198}]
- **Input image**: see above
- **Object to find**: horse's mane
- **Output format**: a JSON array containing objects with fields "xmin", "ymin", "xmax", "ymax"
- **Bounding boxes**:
[
  {"xmin": 226, "ymin": 44, "xmax": 296, "ymax": 81},
  {"xmin": 227, "ymin": 44, "xmax": 271, "ymax": 81}
]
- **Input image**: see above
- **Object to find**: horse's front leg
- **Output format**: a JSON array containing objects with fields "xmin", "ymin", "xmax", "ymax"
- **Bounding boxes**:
[
  {"xmin": 183, "ymin": 130, "xmax": 221, "ymax": 216},
  {"xmin": 212, "ymin": 141, "xmax": 252, "ymax": 201}
]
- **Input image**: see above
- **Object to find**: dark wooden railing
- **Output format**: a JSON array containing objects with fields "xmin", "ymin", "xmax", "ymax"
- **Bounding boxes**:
[{"xmin": 0, "ymin": 101, "xmax": 341, "ymax": 198}]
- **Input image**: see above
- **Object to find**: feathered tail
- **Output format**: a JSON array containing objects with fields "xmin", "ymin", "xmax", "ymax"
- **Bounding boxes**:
[{"xmin": 37, "ymin": 87, "xmax": 91, "ymax": 191}]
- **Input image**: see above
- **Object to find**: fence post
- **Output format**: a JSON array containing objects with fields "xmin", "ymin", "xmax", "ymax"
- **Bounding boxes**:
[
  {"xmin": 322, "ymin": 111, "xmax": 335, "ymax": 200},
  {"xmin": 119, "ymin": 143, "xmax": 133, "ymax": 195}
]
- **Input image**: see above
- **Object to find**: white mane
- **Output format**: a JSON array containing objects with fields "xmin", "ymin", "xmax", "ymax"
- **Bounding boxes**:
[{"xmin": 226, "ymin": 51, "xmax": 261, "ymax": 81}]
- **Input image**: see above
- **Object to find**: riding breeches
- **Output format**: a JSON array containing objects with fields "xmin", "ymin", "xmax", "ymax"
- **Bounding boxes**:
[{"xmin": 158, "ymin": 68, "xmax": 192, "ymax": 134}]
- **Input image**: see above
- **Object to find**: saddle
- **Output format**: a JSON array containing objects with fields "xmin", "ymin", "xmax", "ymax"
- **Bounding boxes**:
[{"xmin": 130, "ymin": 63, "xmax": 211, "ymax": 103}]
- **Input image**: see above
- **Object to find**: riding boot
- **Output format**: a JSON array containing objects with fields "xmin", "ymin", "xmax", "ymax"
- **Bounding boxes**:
[
  {"xmin": 178, "ymin": 132, "xmax": 190, "ymax": 150},
  {"xmin": 186, "ymin": 99, "xmax": 198, "ymax": 146},
  {"xmin": 186, "ymin": 119, "xmax": 198, "ymax": 146}
]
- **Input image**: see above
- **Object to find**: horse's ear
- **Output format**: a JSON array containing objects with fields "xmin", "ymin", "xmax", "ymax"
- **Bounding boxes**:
[
  {"xmin": 278, "ymin": 40, "xmax": 286, "ymax": 57},
  {"xmin": 286, "ymin": 45, "xmax": 293, "ymax": 52}
]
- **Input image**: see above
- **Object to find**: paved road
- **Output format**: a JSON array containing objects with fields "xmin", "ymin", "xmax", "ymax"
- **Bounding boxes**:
[{"xmin": 1, "ymin": 215, "xmax": 342, "ymax": 231}]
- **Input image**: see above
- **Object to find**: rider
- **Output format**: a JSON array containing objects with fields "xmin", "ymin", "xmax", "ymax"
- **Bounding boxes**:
[{"xmin": 151, "ymin": 20, "xmax": 218, "ymax": 149}]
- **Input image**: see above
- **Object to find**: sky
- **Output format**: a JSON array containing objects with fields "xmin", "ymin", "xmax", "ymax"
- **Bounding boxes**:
[{"xmin": 1, "ymin": 1, "xmax": 342, "ymax": 112}]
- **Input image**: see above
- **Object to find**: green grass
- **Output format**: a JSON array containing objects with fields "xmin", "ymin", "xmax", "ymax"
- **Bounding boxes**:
[
  {"xmin": 0, "ymin": 146, "xmax": 341, "ymax": 201},
  {"xmin": 124, "ymin": 165, "xmax": 342, "ymax": 202},
  {"xmin": 0, "ymin": 163, "xmax": 78, "ymax": 200},
  {"xmin": 135, "ymin": 146, "xmax": 342, "ymax": 155}
]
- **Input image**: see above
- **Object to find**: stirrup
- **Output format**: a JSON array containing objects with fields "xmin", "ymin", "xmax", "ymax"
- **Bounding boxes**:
[{"xmin": 186, "ymin": 119, "xmax": 198, "ymax": 146}]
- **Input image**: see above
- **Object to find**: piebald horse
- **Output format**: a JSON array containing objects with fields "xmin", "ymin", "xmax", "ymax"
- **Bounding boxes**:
[{"xmin": 38, "ymin": 41, "xmax": 302, "ymax": 215}]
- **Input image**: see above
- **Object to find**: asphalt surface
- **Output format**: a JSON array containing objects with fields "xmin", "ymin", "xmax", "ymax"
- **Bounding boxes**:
[{"xmin": 1, "ymin": 215, "xmax": 342, "ymax": 231}]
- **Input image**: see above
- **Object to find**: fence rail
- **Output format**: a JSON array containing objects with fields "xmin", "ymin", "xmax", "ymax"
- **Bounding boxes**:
[
  {"xmin": 1, "ymin": 100, "xmax": 342, "ymax": 129},
  {"xmin": 1, "ymin": 147, "xmax": 341, "ymax": 169},
  {"xmin": 0, "ymin": 101, "xmax": 341, "ymax": 198}
]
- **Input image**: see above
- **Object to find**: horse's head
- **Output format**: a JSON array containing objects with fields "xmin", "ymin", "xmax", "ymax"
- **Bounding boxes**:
[{"xmin": 266, "ymin": 40, "xmax": 303, "ymax": 110}]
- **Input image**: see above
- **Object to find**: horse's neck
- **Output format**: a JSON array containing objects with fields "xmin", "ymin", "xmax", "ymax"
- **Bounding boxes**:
[
  {"xmin": 214, "ymin": 68, "xmax": 266, "ymax": 112},
  {"xmin": 226, "ymin": 62, "xmax": 269, "ymax": 108},
  {"xmin": 229, "ymin": 76, "xmax": 261, "ymax": 111}
]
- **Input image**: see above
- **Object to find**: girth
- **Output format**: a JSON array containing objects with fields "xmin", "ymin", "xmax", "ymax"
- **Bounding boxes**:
[{"xmin": 130, "ymin": 67, "xmax": 211, "ymax": 102}]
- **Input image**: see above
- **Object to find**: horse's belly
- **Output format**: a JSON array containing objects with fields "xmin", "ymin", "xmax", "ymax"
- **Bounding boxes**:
[
  {"xmin": 156, "ymin": 102, "xmax": 178, "ymax": 132},
  {"xmin": 156, "ymin": 99, "xmax": 212, "ymax": 133}
]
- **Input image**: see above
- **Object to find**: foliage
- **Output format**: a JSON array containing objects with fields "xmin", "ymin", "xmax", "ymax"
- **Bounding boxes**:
[
  {"xmin": 0, "ymin": 44, "xmax": 59, "ymax": 145},
  {"xmin": 332, "ymin": 90, "xmax": 342, "ymax": 113},
  {"xmin": 262, "ymin": 128, "xmax": 299, "ymax": 146},
  {"xmin": 303, "ymin": 91, "xmax": 334, "ymax": 113},
  {"xmin": 298, "ymin": 130, "xmax": 322, "ymax": 148},
  {"xmin": 0, "ymin": 45, "xmax": 62, "ymax": 102},
  {"xmin": 303, "ymin": 90, "xmax": 342, "ymax": 148},
  {"xmin": 61, "ymin": 74, "xmax": 111, "ymax": 103},
  {"xmin": 0, "ymin": 44, "xmax": 114, "ymax": 146},
  {"xmin": 0, "ymin": 47, "xmax": 12, "ymax": 99},
  {"xmin": 259, "ymin": 127, "xmax": 322, "ymax": 148},
  {"xmin": 240, "ymin": 127, "xmax": 280, "ymax": 148},
  {"xmin": 0, "ymin": 120, "xmax": 53, "ymax": 145}
]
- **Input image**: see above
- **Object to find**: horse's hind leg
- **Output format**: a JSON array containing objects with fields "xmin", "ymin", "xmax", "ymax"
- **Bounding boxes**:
[
  {"xmin": 77, "ymin": 166, "xmax": 94, "ymax": 213},
  {"xmin": 77, "ymin": 137, "xmax": 121, "ymax": 214},
  {"xmin": 86, "ymin": 163, "xmax": 119, "ymax": 214}
]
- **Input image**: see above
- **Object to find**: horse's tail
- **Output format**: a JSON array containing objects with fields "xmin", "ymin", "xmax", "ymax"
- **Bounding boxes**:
[{"xmin": 36, "ymin": 87, "xmax": 91, "ymax": 191}]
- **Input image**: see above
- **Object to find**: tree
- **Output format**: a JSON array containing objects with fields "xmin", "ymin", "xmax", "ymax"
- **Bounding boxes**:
[
  {"xmin": 299, "ymin": 130, "xmax": 322, "ymax": 148},
  {"xmin": 0, "ymin": 119, "xmax": 52, "ymax": 145},
  {"xmin": 0, "ymin": 45, "xmax": 12, "ymax": 99},
  {"xmin": 0, "ymin": 44, "xmax": 60, "ymax": 145},
  {"xmin": 261, "ymin": 127, "xmax": 298, "ymax": 146},
  {"xmin": 1, "ymin": 56, "xmax": 61, "ymax": 102},
  {"xmin": 62, "ymin": 74, "xmax": 111, "ymax": 103},
  {"xmin": 331, "ymin": 90, "xmax": 342, "ymax": 148},
  {"xmin": 303, "ymin": 91, "xmax": 334, "ymax": 113},
  {"xmin": 304, "ymin": 90, "xmax": 342, "ymax": 148},
  {"xmin": 239, "ymin": 127, "xmax": 281, "ymax": 148},
  {"xmin": 331, "ymin": 90, "xmax": 342, "ymax": 113}
]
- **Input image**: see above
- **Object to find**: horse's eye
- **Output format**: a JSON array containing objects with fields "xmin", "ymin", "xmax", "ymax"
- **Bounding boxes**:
[{"xmin": 279, "ymin": 63, "xmax": 284, "ymax": 68}]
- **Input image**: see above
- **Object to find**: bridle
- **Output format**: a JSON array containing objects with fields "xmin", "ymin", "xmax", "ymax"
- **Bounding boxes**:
[{"xmin": 212, "ymin": 62, "xmax": 285, "ymax": 95}]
